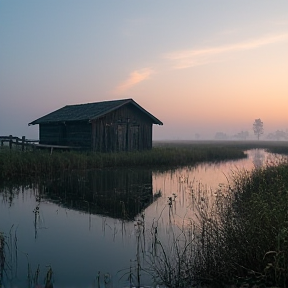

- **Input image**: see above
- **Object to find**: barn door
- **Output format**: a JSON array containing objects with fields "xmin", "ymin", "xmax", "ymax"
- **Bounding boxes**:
[
  {"xmin": 104, "ymin": 124, "xmax": 112, "ymax": 152},
  {"xmin": 130, "ymin": 125, "xmax": 139, "ymax": 151},
  {"xmin": 117, "ymin": 124, "xmax": 127, "ymax": 151}
]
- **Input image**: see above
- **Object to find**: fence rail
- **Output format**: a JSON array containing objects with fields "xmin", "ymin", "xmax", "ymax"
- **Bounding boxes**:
[
  {"xmin": 0, "ymin": 135, "xmax": 39, "ymax": 151},
  {"xmin": 0, "ymin": 135, "xmax": 81, "ymax": 153}
]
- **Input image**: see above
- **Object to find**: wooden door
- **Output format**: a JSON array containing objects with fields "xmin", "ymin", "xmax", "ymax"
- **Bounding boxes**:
[
  {"xmin": 129, "ymin": 125, "xmax": 139, "ymax": 151},
  {"xmin": 117, "ymin": 124, "xmax": 127, "ymax": 151}
]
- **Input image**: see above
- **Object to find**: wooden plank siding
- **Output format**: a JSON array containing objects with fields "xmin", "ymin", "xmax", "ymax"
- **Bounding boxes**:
[
  {"xmin": 30, "ymin": 99, "xmax": 162, "ymax": 152},
  {"xmin": 40, "ymin": 122, "xmax": 92, "ymax": 148},
  {"xmin": 91, "ymin": 104, "xmax": 153, "ymax": 152},
  {"xmin": 39, "ymin": 124, "xmax": 65, "ymax": 145},
  {"xmin": 66, "ymin": 122, "xmax": 92, "ymax": 148}
]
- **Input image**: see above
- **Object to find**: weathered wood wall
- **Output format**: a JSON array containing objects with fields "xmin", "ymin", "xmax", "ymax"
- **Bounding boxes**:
[
  {"xmin": 40, "ymin": 122, "xmax": 92, "ymax": 148},
  {"xmin": 65, "ymin": 122, "xmax": 92, "ymax": 148},
  {"xmin": 39, "ymin": 124, "xmax": 65, "ymax": 145},
  {"xmin": 38, "ymin": 103, "xmax": 154, "ymax": 151},
  {"xmin": 91, "ymin": 103, "xmax": 153, "ymax": 152}
]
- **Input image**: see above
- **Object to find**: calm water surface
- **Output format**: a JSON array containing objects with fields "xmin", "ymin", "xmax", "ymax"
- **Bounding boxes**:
[{"xmin": 0, "ymin": 149, "xmax": 281, "ymax": 288}]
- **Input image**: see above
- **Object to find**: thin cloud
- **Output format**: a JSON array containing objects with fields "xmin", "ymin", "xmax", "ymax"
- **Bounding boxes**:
[
  {"xmin": 113, "ymin": 68, "xmax": 154, "ymax": 94},
  {"xmin": 164, "ymin": 33, "xmax": 288, "ymax": 69}
]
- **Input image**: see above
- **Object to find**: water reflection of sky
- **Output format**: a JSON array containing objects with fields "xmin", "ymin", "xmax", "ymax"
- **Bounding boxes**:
[
  {"xmin": 153, "ymin": 149, "xmax": 276, "ymax": 196},
  {"xmin": 0, "ymin": 149, "xmax": 285, "ymax": 288}
]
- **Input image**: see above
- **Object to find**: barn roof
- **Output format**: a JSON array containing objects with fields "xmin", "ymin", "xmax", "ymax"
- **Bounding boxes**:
[{"xmin": 29, "ymin": 98, "xmax": 163, "ymax": 125}]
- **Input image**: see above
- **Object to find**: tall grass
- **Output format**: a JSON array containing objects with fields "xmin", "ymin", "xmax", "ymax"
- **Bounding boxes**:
[
  {"xmin": 0, "ymin": 145, "xmax": 245, "ymax": 182},
  {"xmin": 213, "ymin": 160, "xmax": 288, "ymax": 287},
  {"xmin": 0, "ymin": 226, "xmax": 18, "ymax": 287},
  {"xmin": 148, "ymin": 157, "xmax": 288, "ymax": 287}
]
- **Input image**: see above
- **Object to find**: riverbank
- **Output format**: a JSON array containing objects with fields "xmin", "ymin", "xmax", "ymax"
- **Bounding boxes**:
[
  {"xmin": 2, "ymin": 140, "xmax": 288, "ymax": 182},
  {"xmin": 149, "ymin": 153, "xmax": 288, "ymax": 287},
  {"xmin": 1, "ymin": 146, "xmax": 288, "ymax": 287},
  {"xmin": 0, "ymin": 143, "xmax": 246, "ymax": 182},
  {"xmin": 154, "ymin": 139, "xmax": 288, "ymax": 152}
]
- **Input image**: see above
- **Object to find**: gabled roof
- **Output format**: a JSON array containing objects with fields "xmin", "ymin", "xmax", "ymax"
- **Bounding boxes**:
[{"xmin": 29, "ymin": 98, "xmax": 163, "ymax": 125}]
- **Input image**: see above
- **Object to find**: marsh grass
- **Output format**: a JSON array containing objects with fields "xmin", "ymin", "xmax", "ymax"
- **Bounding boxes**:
[
  {"xmin": 0, "ymin": 225, "xmax": 54, "ymax": 288},
  {"xmin": 218, "ymin": 160, "xmax": 288, "ymax": 287},
  {"xmin": 147, "ymin": 157, "xmax": 288, "ymax": 287},
  {"xmin": 0, "ymin": 142, "xmax": 247, "ymax": 182},
  {"xmin": 0, "ymin": 226, "xmax": 18, "ymax": 287},
  {"xmin": 2, "ymin": 141, "xmax": 288, "ymax": 287},
  {"xmin": 2, "ymin": 140, "xmax": 288, "ymax": 183},
  {"xmin": 26, "ymin": 264, "xmax": 54, "ymax": 288},
  {"xmin": 146, "ymin": 224, "xmax": 196, "ymax": 287}
]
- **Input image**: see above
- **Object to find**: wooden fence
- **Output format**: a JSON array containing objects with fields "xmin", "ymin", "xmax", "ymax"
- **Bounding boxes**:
[
  {"xmin": 0, "ymin": 135, "xmax": 81, "ymax": 153},
  {"xmin": 0, "ymin": 135, "xmax": 39, "ymax": 151}
]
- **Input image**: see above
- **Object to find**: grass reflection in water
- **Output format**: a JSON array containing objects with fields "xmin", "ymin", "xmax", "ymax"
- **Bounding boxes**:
[{"xmin": 1, "ymin": 145, "xmax": 288, "ymax": 287}]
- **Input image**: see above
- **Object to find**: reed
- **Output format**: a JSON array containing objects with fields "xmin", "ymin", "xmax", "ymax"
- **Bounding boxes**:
[
  {"xmin": 0, "ymin": 227, "xmax": 18, "ymax": 287},
  {"xmin": 26, "ymin": 264, "xmax": 54, "ymax": 288},
  {"xmin": 0, "ymin": 143, "xmax": 247, "ymax": 182},
  {"xmin": 147, "ymin": 156, "xmax": 288, "ymax": 287}
]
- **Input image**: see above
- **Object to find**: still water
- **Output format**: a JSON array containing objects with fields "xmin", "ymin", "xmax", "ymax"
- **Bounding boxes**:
[{"xmin": 0, "ymin": 149, "xmax": 280, "ymax": 288}]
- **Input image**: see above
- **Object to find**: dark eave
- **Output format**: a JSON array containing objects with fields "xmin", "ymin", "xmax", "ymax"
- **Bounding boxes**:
[{"xmin": 29, "ymin": 98, "xmax": 163, "ymax": 126}]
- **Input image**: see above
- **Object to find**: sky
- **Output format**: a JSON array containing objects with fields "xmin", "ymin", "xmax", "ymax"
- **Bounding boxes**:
[{"xmin": 1, "ymin": 0, "xmax": 288, "ymax": 140}]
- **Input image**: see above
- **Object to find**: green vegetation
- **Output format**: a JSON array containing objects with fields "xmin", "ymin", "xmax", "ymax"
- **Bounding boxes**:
[
  {"xmin": 0, "ymin": 143, "xmax": 246, "ymax": 182},
  {"xmin": 1, "ymin": 140, "xmax": 288, "ymax": 287},
  {"xmin": 149, "ymin": 157, "xmax": 288, "ymax": 287},
  {"xmin": 154, "ymin": 139, "xmax": 288, "ymax": 151},
  {"xmin": 2, "ymin": 139, "xmax": 288, "ymax": 183}
]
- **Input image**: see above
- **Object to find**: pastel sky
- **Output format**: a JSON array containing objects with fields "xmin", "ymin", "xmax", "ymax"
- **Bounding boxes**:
[{"xmin": 1, "ymin": 0, "xmax": 287, "ymax": 140}]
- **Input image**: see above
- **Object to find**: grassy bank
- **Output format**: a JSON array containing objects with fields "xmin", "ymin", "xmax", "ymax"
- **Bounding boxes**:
[
  {"xmin": 0, "ymin": 144, "xmax": 246, "ymax": 181},
  {"xmin": 154, "ymin": 139, "xmax": 288, "ymax": 152},
  {"xmin": 1, "ymin": 141, "xmax": 288, "ymax": 287},
  {"xmin": 0, "ymin": 141, "xmax": 288, "ymax": 180},
  {"xmin": 149, "ymin": 157, "xmax": 288, "ymax": 287},
  {"xmin": 1, "ymin": 139, "xmax": 288, "ymax": 182}
]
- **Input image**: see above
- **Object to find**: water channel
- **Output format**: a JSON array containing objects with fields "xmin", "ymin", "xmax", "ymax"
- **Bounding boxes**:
[{"xmin": 0, "ymin": 149, "xmax": 283, "ymax": 288}]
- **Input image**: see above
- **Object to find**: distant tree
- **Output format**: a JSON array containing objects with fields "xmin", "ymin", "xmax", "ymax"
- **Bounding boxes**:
[
  {"xmin": 195, "ymin": 133, "xmax": 200, "ymax": 140},
  {"xmin": 253, "ymin": 118, "xmax": 264, "ymax": 140},
  {"xmin": 267, "ymin": 130, "xmax": 287, "ymax": 141},
  {"xmin": 274, "ymin": 130, "xmax": 287, "ymax": 140},
  {"xmin": 234, "ymin": 130, "xmax": 249, "ymax": 140},
  {"xmin": 214, "ymin": 132, "xmax": 228, "ymax": 140}
]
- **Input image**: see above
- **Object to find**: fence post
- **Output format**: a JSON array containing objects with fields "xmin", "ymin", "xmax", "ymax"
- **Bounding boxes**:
[
  {"xmin": 22, "ymin": 136, "xmax": 25, "ymax": 151},
  {"xmin": 9, "ymin": 135, "xmax": 12, "ymax": 150}
]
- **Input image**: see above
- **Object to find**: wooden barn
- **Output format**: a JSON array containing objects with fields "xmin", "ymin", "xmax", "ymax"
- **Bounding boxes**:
[{"xmin": 29, "ymin": 98, "xmax": 163, "ymax": 152}]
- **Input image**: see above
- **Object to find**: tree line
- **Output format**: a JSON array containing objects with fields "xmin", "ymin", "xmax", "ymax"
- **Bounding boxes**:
[{"xmin": 213, "ymin": 119, "xmax": 288, "ymax": 141}]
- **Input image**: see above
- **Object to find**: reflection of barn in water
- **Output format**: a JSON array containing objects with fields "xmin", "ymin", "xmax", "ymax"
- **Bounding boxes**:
[{"xmin": 42, "ymin": 169, "xmax": 158, "ymax": 220}]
